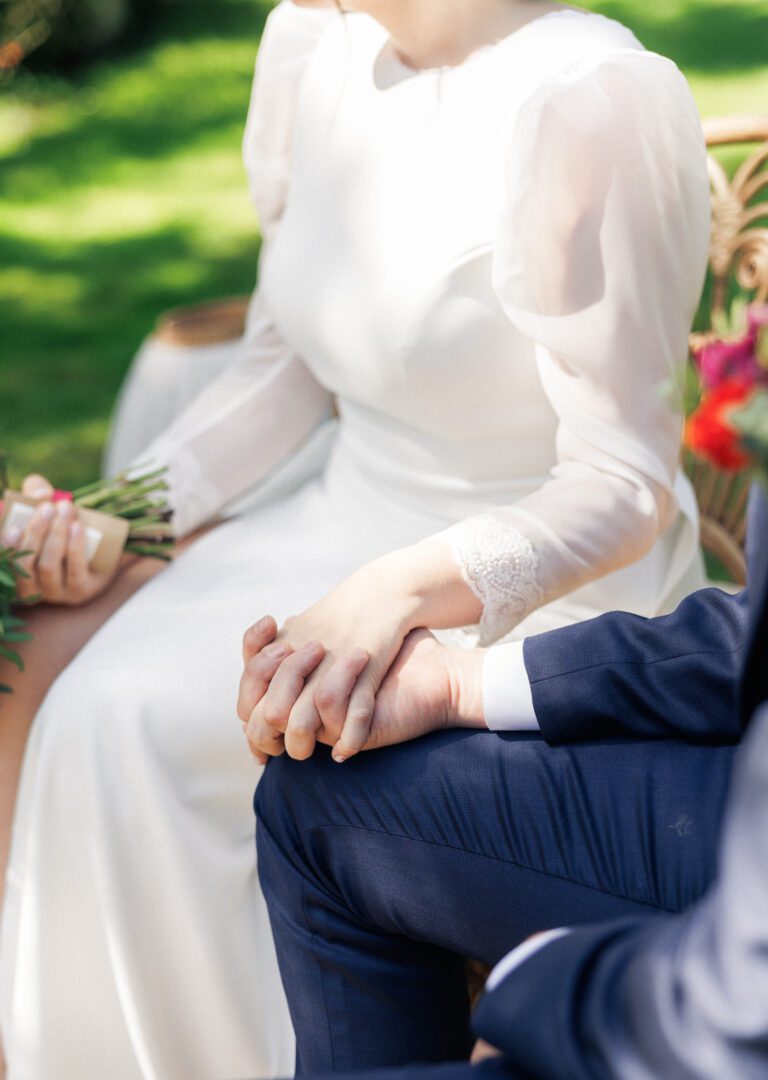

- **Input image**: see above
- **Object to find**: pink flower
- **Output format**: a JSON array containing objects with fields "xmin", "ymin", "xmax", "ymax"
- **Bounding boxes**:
[
  {"xmin": 694, "ymin": 333, "xmax": 763, "ymax": 388},
  {"xmin": 694, "ymin": 304, "xmax": 768, "ymax": 391}
]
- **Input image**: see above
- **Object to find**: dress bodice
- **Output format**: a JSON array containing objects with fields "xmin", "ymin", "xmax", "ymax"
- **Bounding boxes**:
[{"xmin": 261, "ymin": 12, "xmax": 637, "ymax": 488}]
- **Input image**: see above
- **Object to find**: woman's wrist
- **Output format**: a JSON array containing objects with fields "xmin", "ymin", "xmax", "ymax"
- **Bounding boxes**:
[{"xmin": 372, "ymin": 538, "xmax": 484, "ymax": 634}]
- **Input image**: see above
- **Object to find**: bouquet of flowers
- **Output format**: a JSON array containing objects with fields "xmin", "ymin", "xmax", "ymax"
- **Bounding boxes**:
[
  {"xmin": 685, "ymin": 303, "xmax": 768, "ymax": 489},
  {"xmin": 0, "ymin": 458, "xmax": 174, "ymax": 695}
]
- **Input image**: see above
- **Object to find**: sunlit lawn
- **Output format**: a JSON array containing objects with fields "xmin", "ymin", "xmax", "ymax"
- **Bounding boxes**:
[
  {"xmin": 0, "ymin": 0, "xmax": 766, "ymax": 488},
  {"xmin": 0, "ymin": 0, "xmax": 270, "ymax": 488}
]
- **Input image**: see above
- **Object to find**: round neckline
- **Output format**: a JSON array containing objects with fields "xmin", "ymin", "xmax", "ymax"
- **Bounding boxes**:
[{"xmin": 374, "ymin": 7, "xmax": 593, "ymax": 86}]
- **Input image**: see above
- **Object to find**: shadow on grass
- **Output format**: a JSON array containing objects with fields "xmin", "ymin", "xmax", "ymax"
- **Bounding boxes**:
[
  {"xmin": 589, "ymin": 0, "xmax": 768, "ymax": 73},
  {"xmin": 0, "ymin": 224, "xmax": 260, "ymax": 486},
  {"xmin": 1, "ymin": 1, "xmax": 275, "ymax": 200}
]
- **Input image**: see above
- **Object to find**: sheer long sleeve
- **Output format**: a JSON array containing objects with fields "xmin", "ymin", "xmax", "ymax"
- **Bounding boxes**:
[
  {"xmin": 444, "ymin": 51, "xmax": 711, "ymax": 644},
  {"xmin": 136, "ymin": 2, "xmax": 335, "ymax": 538}
]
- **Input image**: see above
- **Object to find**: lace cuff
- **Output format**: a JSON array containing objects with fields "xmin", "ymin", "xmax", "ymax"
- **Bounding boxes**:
[
  {"xmin": 132, "ymin": 441, "xmax": 223, "ymax": 540},
  {"xmin": 443, "ymin": 513, "xmax": 544, "ymax": 646}
]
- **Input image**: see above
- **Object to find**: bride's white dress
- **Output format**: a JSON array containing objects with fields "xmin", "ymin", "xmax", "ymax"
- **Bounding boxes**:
[{"xmin": 0, "ymin": 5, "xmax": 711, "ymax": 1079}]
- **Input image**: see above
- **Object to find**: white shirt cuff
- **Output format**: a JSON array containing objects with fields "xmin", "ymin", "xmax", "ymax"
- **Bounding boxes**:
[
  {"xmin": 482, "ymin": 641, "xmax": 539, "ymax": 732},
  {"xmin": 486, "ymin": 928, "xmax": 571, "ymax": 992}
]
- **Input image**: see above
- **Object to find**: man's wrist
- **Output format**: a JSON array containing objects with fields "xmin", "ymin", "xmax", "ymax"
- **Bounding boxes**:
[{"xmin": 446, "ymin": 646, "xmax": 487, "ymax": 728}]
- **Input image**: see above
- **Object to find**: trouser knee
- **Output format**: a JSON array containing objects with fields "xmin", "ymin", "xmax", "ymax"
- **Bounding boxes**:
[{"xmin": 254, "ymin": 747, "xmax": 334, "ymax": 859}]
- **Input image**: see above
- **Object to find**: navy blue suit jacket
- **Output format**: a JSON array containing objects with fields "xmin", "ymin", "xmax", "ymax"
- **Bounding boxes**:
[{"xmin": 523, "ymin": 487, "xmax": 767, "ymax": 744}]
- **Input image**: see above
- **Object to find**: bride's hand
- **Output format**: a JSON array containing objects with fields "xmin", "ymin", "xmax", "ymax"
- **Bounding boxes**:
[
  {"xmin": 238, "ymin": 554, "xmax": 422, "ymax": 763},
  {"xmin": 2, "ymin": 475, "xmax": 123, "ymax": 606}
]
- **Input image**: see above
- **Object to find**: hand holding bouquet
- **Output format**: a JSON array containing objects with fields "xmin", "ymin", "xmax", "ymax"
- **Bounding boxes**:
[
  {"xmin": 0, "ymin": 459, "xmax": 174, "ymax": 695},
  {"xmin": 686, "ymin": 304, "xmax": 768, "ymax": 488}
]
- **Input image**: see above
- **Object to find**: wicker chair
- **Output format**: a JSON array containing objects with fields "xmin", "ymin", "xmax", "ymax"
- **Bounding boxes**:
[
  {"xmin": 153, "ymin": 295, "xmax": 250, "ymax": 347},
  {"xmin": 685, "ymin": 116, "xmax": 768, "ymax": 586}
]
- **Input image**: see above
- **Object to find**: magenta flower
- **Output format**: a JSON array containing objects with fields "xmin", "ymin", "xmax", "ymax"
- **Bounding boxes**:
[
  {"xmin": 694, "ymin": 304, "xmax": 768, "ymax": 390},
  {"xmin": 694, "ymin": 333, "xmax": 764, "ymax": 388}
]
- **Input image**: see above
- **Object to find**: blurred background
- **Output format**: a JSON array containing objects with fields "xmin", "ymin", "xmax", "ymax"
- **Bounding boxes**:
[{"xmin": 0, "ymin": 0, "xmax": 766, "ymax": 489}]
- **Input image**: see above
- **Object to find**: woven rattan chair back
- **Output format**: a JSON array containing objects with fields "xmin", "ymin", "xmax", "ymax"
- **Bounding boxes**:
[{"xmin": 685, "ymin": 116, "xmax": 768, "ymax": 586}]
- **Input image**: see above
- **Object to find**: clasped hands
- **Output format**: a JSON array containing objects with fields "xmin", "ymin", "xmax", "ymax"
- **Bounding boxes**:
[{"xmin": 237, "ymin": 552, "xmax": 486, "ymax": 766}]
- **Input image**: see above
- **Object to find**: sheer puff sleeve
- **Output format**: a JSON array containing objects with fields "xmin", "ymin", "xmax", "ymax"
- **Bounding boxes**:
[
  {"xmin": 136, "ymin": 2, "xmax": 335, "ymax": 538},
  {"xmin": 444, "ymin": 50, "xmax": 711, "ymax": 645}
]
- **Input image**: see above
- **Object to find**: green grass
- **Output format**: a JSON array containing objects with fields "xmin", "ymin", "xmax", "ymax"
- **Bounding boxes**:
[
  {"xmin": 1, "ymin": 0, "xmax": 766, "ymax": 489},
  {"xmin": 0, "ymin": 0, "xmax": 270, "ymax": 488}
]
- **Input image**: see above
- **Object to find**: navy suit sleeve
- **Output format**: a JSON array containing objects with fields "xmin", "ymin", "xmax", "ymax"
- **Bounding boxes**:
[
  {"xmin": 523, "ymin": 586, "xmax": 747, "ymax": 744},
  {"xmin": 472, "ymin": 920, "xmax": 649, "ymax": 1080}
]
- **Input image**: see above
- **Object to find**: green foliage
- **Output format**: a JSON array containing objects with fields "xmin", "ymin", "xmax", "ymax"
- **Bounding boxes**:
[
  {"xmin": 734, "ymin": 392, "xmax": 768, "ymax": 489},
  {"xmin": 0, "ymin": 546, "xmax": 32, "ymax": 695}
]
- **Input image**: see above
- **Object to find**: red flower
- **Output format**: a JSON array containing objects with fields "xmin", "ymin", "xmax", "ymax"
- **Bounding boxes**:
[{"xmin": 685, "ymin": 380, "xmax": 754, "ymax": 471}]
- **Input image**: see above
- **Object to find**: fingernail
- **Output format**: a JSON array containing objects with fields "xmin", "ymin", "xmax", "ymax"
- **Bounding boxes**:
[
  {"xmin": 2, "ymin": 526, "xmax": 22, "ymax": 546},
  {"xmin": 70, "ymin": 521, "xmax": 82, "ymax": 539},
  {"xmin": 30, "ymin": 486, "xmax": 50, "ymax": 498},
  {"xmin": 40, "ymin": 502, "xmax": 54, "ymax": 521},
  {"xmin": 56, "ymin": 500, "xmax": 72, "ymax": 519},
  {"xmin": 263, "ymin": 642, "xmax": 289, "ymax": 660},
  {"xmin": 333, "ymin": 753, "xmax": 347, "ymax": 764},
  {"xmin": 302, "ymin": 640, "xmax": 321, "ymax": 654}
]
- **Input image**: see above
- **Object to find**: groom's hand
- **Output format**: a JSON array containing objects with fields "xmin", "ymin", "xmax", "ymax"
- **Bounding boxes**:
[{"xmin": 361, "ymin": 629, "xmax": 487, "ymax": 751}]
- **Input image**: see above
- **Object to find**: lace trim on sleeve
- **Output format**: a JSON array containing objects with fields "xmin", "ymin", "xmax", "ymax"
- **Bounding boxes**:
[
  {"xmin": 444, "ymin": 513, "xmax": 545, "ymax": 646},
  {"xmin": 133, "ymin": 442, "xmax": 223, "ymax": 540}
]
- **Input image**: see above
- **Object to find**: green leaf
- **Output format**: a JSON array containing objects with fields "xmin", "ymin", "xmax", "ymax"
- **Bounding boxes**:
[
  {"xmin": 0, "ymin": 569, "xmax": 16, "ymax": 589},
  {"xmin": 733, "ymin": 392, "xmax": 768, "ymax": 471},
  {"xmin": 0, "ymin": 645, "xmax": 24, "ymax": 672},
  {"xmin": 18, "ymin": 593, "xmax": 41, "ymax": 606}
]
